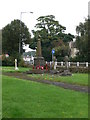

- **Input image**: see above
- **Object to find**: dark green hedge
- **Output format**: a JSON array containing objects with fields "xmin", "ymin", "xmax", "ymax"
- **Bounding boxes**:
[
  {"xmin": 57, "ymin": 66, "xmax": 89, "ymax": 73},
  {"xmin": 2, "ymin": 57, "xmax": 15, "ymax": 66}
]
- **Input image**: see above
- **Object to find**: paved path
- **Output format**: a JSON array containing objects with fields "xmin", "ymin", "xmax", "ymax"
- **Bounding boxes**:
[{"xmin": 3, "ymin": 72, "xmax": 89, "ymax": 93}]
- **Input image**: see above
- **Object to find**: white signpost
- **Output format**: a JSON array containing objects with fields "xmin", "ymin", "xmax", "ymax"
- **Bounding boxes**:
[{"xmin": 52, "ymin": 49, "xmax": 55, "ymax": 61}]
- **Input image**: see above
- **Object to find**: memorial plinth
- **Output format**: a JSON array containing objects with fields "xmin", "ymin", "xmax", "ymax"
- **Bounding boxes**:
[
  {"xmin": 34, "ymin": 57, "xmax": 45, "ymax": 66},
  {"xmin": 34, "ymin": 37, "xmax": 45, "ymax": 68}
]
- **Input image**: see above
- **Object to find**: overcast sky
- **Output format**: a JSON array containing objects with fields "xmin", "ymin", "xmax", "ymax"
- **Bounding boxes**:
[{"xmin": 0, "ymin": 0, "xmax": 89, "ymax": 36}]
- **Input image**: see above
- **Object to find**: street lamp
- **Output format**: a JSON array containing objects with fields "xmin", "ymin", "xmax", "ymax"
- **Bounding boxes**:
[{"xmin": 19, "ymin": 11, "xmax": 33, "ymax": 54}]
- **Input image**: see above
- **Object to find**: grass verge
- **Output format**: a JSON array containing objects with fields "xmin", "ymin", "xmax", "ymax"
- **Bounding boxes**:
[
  {"xmin": 2, "ymin": 66, "xmax": 31, "ymax": 73},
  {"xmin": 28, "ymin": 73, "xmax": 88, "ymax": 86},
  {"xmin": 2, "ymin": 67, "xmax": 88, "ymax": 86},
  {"xmin": 2, "ymin": 75, "xmax": 88, "ymax": 118}
]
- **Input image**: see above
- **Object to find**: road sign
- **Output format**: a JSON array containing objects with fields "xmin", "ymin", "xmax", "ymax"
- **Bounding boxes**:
[{"xmin": 52, "ymin": 49, "xmax": 55, "ymax": 54}]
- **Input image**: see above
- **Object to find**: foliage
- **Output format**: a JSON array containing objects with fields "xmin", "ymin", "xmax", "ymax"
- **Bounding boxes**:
[
  {"xmin": 2, "ymin": 75, "xmax": 88, "ymax": 118},
  {"xmin": 30, "ymin": 15, "xmax": 74, "ymax": 61},
  {"xmin": 2, "ymin": 53, "xmax": 21, "ymax": 66},
  {"xmin": 75, "ymin": 19, "xmax": 88, "ymax": 62},
  {"xmin": 54, "ymin": 43, "xmax": 70, "ymax": 61},
  {"xmin": 18, "ymin": 58, "xmax": 32, "ymax": 68},
  {"xmin": 2, "ymin": 55, "xmax": 15, "ymax": 66},
  {"xmin": 2, "ymin": 19, "xmax": 31, "ymax": 59},
  {"xmin": 57, "ymin": 66, "xmax": 89, "ymax": 73},
  {"xmin": 18, "ymin": 58, "xmax": 27, "ymax": 67}
]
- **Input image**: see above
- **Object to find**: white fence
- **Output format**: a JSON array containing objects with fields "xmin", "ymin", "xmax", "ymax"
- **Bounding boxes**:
[
  {"xmin": 47, "ymin": 61, "xmax": 89, "ymax": 68},
  {"xmin": 57, "ymin": 62, "xmax": 89, "ymax": 67}
]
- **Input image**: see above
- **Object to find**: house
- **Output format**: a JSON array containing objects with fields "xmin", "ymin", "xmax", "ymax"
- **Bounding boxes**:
[
  {"xmin": 69, "ymin": 41, "xmax": 79, "ymax": 58},
  {"xmin": 23, "ymin": 44, "xmax": 36, "ymax": 64}
]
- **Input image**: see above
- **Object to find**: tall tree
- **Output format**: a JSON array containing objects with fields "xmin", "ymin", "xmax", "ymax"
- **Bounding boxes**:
[
  {"xmin": 30, "ymin": 15, "xmax": 74, "ymax": 61},
  {"xmin": 2, "ymin": 19, "xmax": 31, "ymax": 59},
  {"xmin": 75, "ymin": 19, "xmax": 88, "ymax": 61}
]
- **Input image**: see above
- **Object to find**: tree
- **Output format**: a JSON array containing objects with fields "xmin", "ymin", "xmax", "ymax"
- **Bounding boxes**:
[
  {"xmin": 2, "ymin": 19, "xmax": 31, "ymax": 59},
  {"xmin": 54, "ymin": 43, "xmax": 70, "ymax": 61},
  {"xmin": 75, "ymin": 19, "xmax": 88, "ymax": 62},
  {"xmin": 30, "ymin": 15, "xmax": 74, "ymax": 61}
]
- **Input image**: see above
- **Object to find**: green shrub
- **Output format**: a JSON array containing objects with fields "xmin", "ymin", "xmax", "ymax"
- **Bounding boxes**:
[
  {"xmin": 2, "ymin": 56, "xmax": 15, "ymax": 66},
  {"xmin": 18, "ymin": 59, "xmax": 27, "ymax": 67},
  {"xmin": 57, "ymin": 66, "xmax": 89, "ymax": 73},
  {"xmin": 18, "ymin": 59, "xmax": 33, "ymax": 68}
]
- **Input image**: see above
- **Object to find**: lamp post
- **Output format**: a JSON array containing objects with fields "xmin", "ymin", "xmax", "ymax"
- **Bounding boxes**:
[{"xmin": 19, "ymin": 11, "xmax": 33, "ymax": 54}]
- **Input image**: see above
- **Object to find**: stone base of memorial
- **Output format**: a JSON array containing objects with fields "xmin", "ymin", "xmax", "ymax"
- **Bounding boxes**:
[
  {"xmin": 34, "ymin": 57, "xmax": 45, "ymax": 67},
  {"xmin": 26, "ymin": 57, "xmax": 46, "ymax": 74}
]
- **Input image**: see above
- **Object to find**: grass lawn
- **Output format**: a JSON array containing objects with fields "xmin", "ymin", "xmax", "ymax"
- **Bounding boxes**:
[
  {"xmin": 28, "ymin": 73, "xmax": 88, "ymax": 86},
  {"xmin": 2, "ymin": 66, "xmax": 31, "ymax": 73},
  {"xmin": 2, "ymin": 75, "xmax": 88, "ymax": 118},
  {"xmin": 2, "ymin": 66, "xmax": 88, "ymax": 86}
]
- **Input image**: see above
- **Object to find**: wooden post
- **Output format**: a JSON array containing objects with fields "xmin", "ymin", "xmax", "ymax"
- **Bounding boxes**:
[
  {"xmin": 61, "ymin": 62, "xmax": 63, "ymax": 66},
  {"xmin": 50, "ymin": 61, "xmax": 52, "ymax": 66},
  {"xmin": 50, "ymin": 61, "xmax": 52, "ymax": 69},
  {"xmin": 54, "ymin": 61, "xmax": 57, "ymax": 70},
  {"xmin": 77, "ymin": 62, "xmax": 79, "ymax": 67},
  {"xmin": 86, "ymin": 62, "xmax": 88, "ymax": 67},
  {"xmin": 68, "ymin": 62, "xmax": 70, "ymax": 67},
  {"xmin": 46, "ymin": 61, "xmax": 48, "ymax": 70}
]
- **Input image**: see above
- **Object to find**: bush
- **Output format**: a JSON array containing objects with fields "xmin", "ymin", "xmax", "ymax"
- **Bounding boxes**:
[
  {"xmin": 18, "ymin": 59, "xmax": 32, "ymax": 68},
  {"xmin": 57, "ymin": 66, "xmax": 89, "ymax": 73},
  {"xmin": 69, "ymin": 55, "xmax": 88, "ymax": 62},
  {"xmin": 18, "ymin": 59, "xmax": 27, "ymax": 67},
  {"xmin": 2, "ymin": 53, "xmax": 21, "ymax": 66},
  {"xmin": 69, "ymin": 67, "xmax": 89, "ymax": 73},
  {"xmin": 2, "ymin": 56, "xmax": 15, "ymax": 66}
]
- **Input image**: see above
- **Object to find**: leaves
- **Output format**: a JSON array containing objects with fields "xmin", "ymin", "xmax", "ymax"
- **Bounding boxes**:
[
  {"xmin": 30, "ymin": 15, "xmax": 74, "ymax": 61},
  {"xmin": 2, "ymin": 19, "xmax": 31, "ymax": 57},
  {"xmin": 75, "ymin": 19, "xmax": 88, "ymax": 61}
]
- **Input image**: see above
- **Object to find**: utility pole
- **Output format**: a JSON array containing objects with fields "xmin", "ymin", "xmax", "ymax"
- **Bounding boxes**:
[{"xmin": 19, "ymin": 11, "xmax": 33, "ymax": 54}]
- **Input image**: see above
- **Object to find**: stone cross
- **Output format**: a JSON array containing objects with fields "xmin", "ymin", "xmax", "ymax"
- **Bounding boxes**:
[
  {"xmin": 64, "ymin": 56, "xmax": 69, "ymax": 69},
  {"xmin": 37, "ymin": 37, "xmax": 42, "ymax": 57},
  {"xmin": 34, "ymin": 35, "xmax": 45, "ymax": 67}
]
